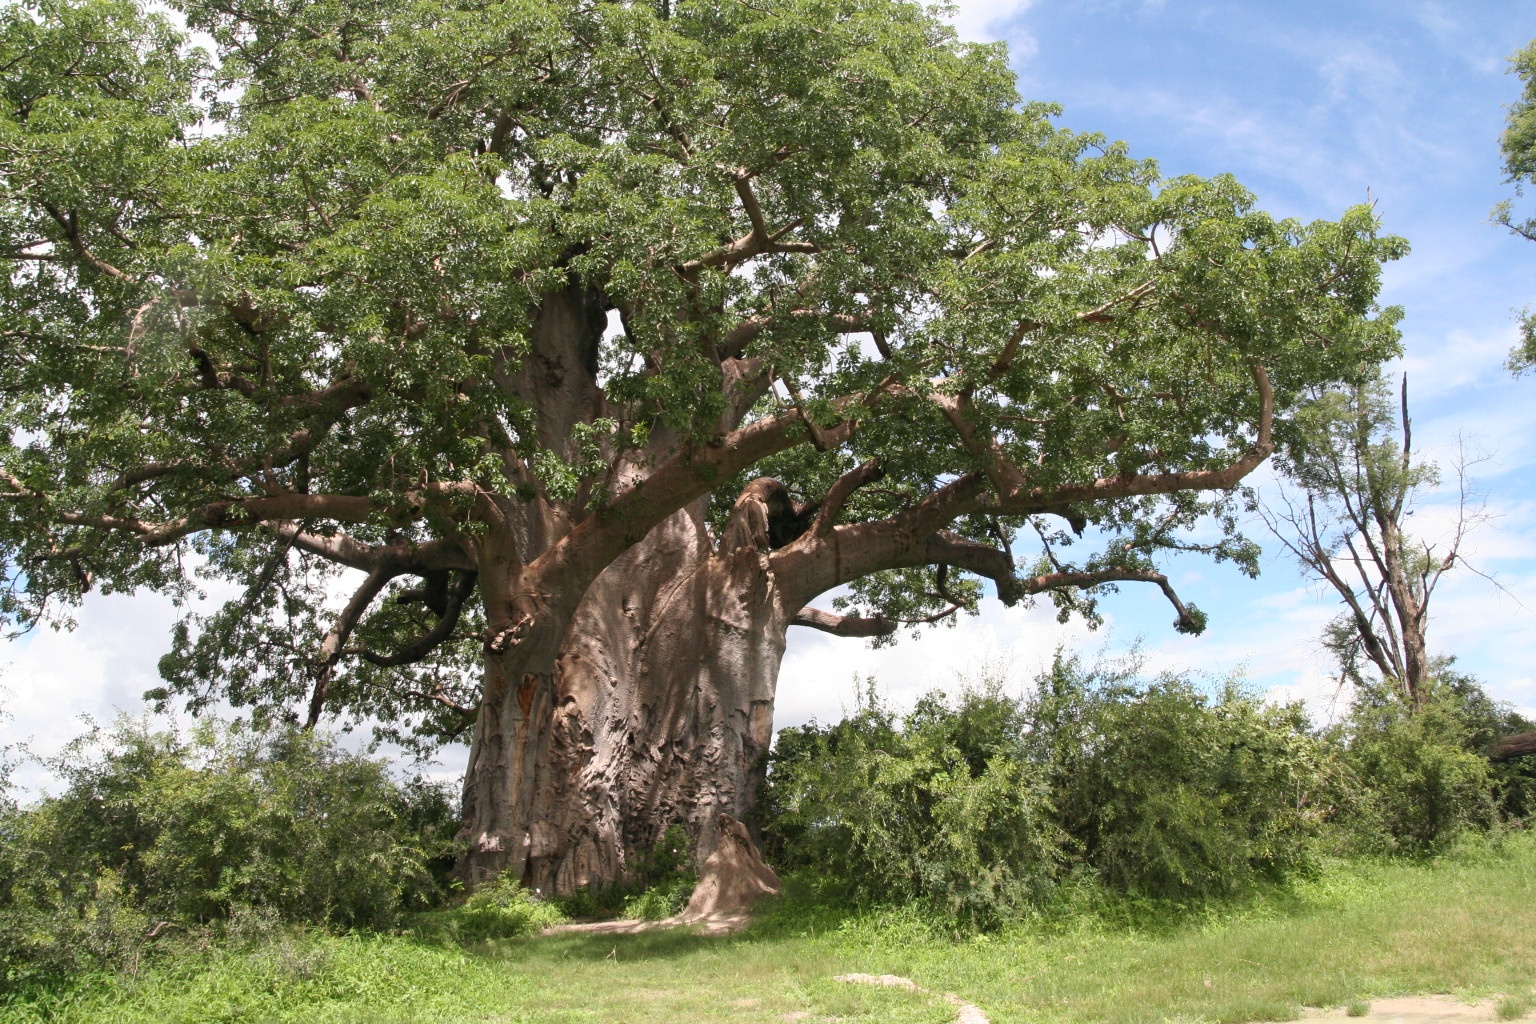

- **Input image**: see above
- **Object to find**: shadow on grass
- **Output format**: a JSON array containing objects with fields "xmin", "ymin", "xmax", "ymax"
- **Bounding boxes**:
[
  {"xmin": 399, "ymin": 874, "xmax": 877, "ymax": 965},
  {"xmin": 510, "ymin": 926, "xmax": 735, "ymax": 961},
  {"xmin": 401, "ymin": 863, "xmax": 1354, "ymax": 975}
]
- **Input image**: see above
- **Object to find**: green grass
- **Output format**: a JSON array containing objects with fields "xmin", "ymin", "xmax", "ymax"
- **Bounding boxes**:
[
  {"xmin": 1498, "ymin": 993, "xmax": 1534, "ymax": 1020},
  {"xmin": 9, "ymin": 832, "xmax": 1536, "ymax": 1024}
]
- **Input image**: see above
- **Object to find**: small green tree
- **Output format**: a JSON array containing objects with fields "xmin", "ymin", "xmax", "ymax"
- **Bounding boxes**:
[{"xmin": 1323, "ymin": 676, "xmax": 1496, "ymax": 854}]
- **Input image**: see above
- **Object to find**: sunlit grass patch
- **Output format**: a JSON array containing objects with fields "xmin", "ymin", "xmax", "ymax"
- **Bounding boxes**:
[
  {"xmin": 1497, "ymin": 993, "xmax": 1534, "ymax": 1020},
  {"xmin": 6, "ymin": 831, "xmax": 1536, "ymax": 1024}
]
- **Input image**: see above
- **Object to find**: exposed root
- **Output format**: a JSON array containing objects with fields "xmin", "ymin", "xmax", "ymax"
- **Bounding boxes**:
[
  {"xmin": 834, "ymin": 972, "xmax": 989, "ymax": 1024},
  {"xmin": 540, "ymin": 814, "xmax": 777, "ymax": 939},
  {"xmin": 675, "ymin": 814, "xmax": 780, "ymax": 923}
]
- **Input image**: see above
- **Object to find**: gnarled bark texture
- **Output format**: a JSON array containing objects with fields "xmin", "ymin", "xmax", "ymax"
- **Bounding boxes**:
[
  {"xmin": 459, "ymin": 497, "xmax": 794, "ymax": 890},
  {"xmin": 457, "ymin": 453, "xmax": 1231, "ymax": 892}
]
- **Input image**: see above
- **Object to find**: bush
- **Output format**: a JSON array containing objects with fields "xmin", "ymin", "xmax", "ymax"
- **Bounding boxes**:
[
  {"xmin": 762, "ymin": 657, "xmax": 1329, "ymax": 927},
  {"xmin": 409, "ymin": 872, "xmax": 566, "ymax": 944},
  {"xmin": 1323, "ymin": 677, "xmax": 1499, "ymax": 854},
  {"xmin": 762, "ymin": 678, "xmax": 1065, "ymax": 930},
  {"xmin": 622, "ymin": 875, "xmax": 696, "ymax": 921},
  {"xmin": 0, "ymin": 717, "xmax": 457, "ymax": 993},
  {"xmin": 1433, "ymin": 669, "xmax": 1536, "ymax": 823},
  {"xmin": 1030, "ymin": 655, "xmax": 1325, "ymax": 900}
]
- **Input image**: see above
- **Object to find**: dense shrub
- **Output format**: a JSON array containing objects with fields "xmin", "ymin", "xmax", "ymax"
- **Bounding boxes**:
[
  {"xmin": 763, "ymin": 653, "xmax": 1536, "ymax": 931},
  {"xmin": 0, "ymin": 718, "xmax": 456, "ymax": 991},
  {"xmin": 1030, "ymin": 656, "xmax": 1326, "ymax": 900},
  {"xmin": 1322, "ymin": 676, "xmax": 1503, "ymax": 854},
  {"xmin": 1433, "ymin": 670, "xmax": 1536, "ymax": 822},
  {"xmin": 408, "ymin": 872, "xmax": 566, "ymax": 944},
  {"xmin": 762, "ymin": 679, "xmax": 1063, "ymax": 929},
  {"xmin": 762, "ymin": 657, "xmax": 1330, "ymax": 926}
]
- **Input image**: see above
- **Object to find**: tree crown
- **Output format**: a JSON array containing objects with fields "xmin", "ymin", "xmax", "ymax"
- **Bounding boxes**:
[{"xmin": 1, "ymin": 0, "xmax": 1404, "ymax": 743}]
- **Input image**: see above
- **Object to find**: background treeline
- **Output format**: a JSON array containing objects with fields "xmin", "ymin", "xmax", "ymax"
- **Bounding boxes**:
[
  {"xmin": 4, "ymin": 654, "xmax": 1534, "ymax": 994},
  {"xmin": 758, "ymin": 654, "xmax": 1536, "ymax": 929}
]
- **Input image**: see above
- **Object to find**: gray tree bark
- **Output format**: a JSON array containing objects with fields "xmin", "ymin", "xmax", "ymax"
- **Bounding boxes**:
[
  {"xmin": 456, "ymin": 456, "xmax": 1221, "ymax": 891},
  {"xmin": 459, "ymin": 497, "xmax": 793, "ymax": 891}
]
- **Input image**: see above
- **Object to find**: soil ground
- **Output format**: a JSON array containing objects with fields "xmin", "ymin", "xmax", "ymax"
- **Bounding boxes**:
[{"xmin": 1289, "ymin": 997, "xmax": 1532, "ymax": 1023}]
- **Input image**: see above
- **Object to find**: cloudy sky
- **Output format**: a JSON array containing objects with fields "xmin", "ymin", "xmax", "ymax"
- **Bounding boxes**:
[
  {"xmin": 781, "ymin": 0, "xmax": 1536, "ymax": 724},
  {"xmin": 7, "ymin": 1, "xmax": 1536, "ymax": 788}
]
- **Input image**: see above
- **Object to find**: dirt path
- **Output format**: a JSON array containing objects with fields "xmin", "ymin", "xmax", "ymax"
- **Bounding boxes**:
[
  {"xmin": 834, "ymin": 973, "xmax": 989, "ymax": 1024},
  {"xmin": 1286, "ymin": 996, "xmax": 1532, "ymax": 1023}
]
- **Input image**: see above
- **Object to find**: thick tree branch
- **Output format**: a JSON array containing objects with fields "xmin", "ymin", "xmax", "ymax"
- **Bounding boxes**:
[
  {"xmin": 813, "ymin": 459, "xmax": 883, "ymax": 535},
  {"xmin": 791, "ymin": 607, "xmax": 897, "ymax": 637},
  {"xmin": 994, "ymin": 360, "xmax": 1275, "ymax": 510},
  {"xmin": 10, "ymin": 478, "xmax": 502, "ymax": 553},
  {"xmin": 721, "ymin": 309, "xmax": 868, "ymax": 359},
  {"xmin": 350, "ymin": 570, "xmax": 478, "ymax": 667},
  {"xmin": 307, "ymin": 563, "xmax": 399, "ymax": 728},
  {"xmin": 45, "ymin": 493, "xmax": 377, "ymax": 546},
  {"xmin": 40, "ymin": 201, "xmax": 137, "ymax": 283},
  {"xmin": 786, "ymin": 522, "xmax": 1203, "ymax": 638},
  {"xmin": 721, "ymin": 477, "xmax": 818, "ymax": 553},
  {"xmin": 557, "ymin": 386, "xmax": 890, "ymax": 585},
  {"xmin": 111, "ymin": 411, "xmax": 357, "ymax": 494},
  {"xmin": 268, "ymin": 523, "xmax": 476, "ymax": 573},
  {"xmin": 1493, "ymin": 731, "xmax": 1536, "ymax": 762}
]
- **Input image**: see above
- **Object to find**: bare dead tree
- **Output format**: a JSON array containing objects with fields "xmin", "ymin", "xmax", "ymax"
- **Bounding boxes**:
[{"xmin": 1260, "ymin": 375, "xmax": 1489, "ymax": 706}]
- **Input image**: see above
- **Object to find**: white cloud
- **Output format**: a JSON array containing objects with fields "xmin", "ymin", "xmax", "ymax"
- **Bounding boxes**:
[
  {"xmin": 775, "ymin": 597, "xmax": 1093, "ymax": 727},
  {"xmin": 948, "ymin": 0, "xmax": 1038, "ymax": 52},
  {"xmin": 1, "ymin": 590, "xmax": 190, "ymax": 795},
  {"xmin": 1396, "ymin": 326, "xmax": 1521, "ymax": 400},
  {"xmin": 0, "ymin": 574, "xmax": 471, "ymax": 798}
]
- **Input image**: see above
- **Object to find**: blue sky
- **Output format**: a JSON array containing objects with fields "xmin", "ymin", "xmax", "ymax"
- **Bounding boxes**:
[
  {"xmin": 778, "ymin": 0, "xmax": 1536, "ymax": 725},
  {"xmin": 7, "ymin": 1, "xmax": 1536, "ymax": 784}
]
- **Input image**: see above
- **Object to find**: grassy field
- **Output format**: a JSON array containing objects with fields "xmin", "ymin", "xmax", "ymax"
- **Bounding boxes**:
[{"xmin": 8, "ymin": 833, "xmax": 1536, "ymax": 1024}]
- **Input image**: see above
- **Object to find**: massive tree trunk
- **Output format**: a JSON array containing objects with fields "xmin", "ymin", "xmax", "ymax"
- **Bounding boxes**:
[
  {"xmin": 459, "ymin": 499, "xmax": 793, "ymax": 891},
  {"xmin": 453, "ymin": 457, "xmax": 1212, "ymax": 891},
  {"xmin": 458, "ymin": 616, "xmax": 568, "ymax": 887}
]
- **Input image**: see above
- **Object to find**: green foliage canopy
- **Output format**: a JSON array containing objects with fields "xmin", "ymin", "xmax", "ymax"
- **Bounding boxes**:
[
  {"xmin": 1, "ymin": 0, "xmax": 1404, "ymax": 741},
  {"xmin": 1499, "ymin": 37, "xmax": 1536, "ymax": 369}
]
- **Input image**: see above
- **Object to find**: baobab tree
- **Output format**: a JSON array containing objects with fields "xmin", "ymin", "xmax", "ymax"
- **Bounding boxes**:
[{"xmin": 0, "ymin": 0, "xmax": 1404, "ymax": 891}]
